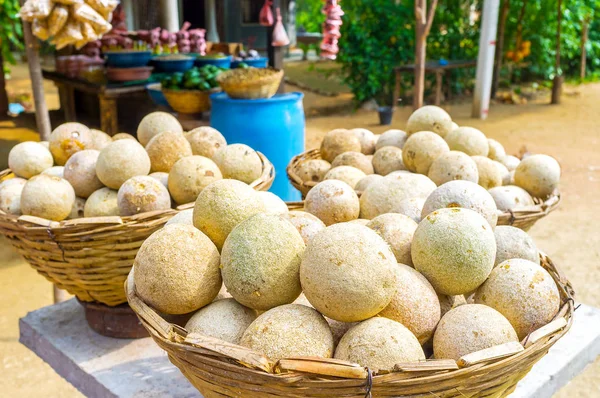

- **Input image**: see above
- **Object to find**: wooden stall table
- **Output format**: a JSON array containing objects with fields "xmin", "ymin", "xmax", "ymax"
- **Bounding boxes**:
[
  {"xmin": 42, "ymin": 70, "xmax": 150, "ymax": 136},
  {"xmin": 19, "ymin": 299, "xmax": 600, "ymax": 398},
  {"xmin": 393, "ymin": 60, "xmax": 476, "ymax": 106}
]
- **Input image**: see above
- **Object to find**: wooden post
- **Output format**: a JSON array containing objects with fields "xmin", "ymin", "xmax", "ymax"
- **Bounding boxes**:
[
  {"xmin": 20, "ymin": 3, "xmax": 52, "ymax": 140},
  {"xmin": 413, "ymin": 0, "xmax": 438, "ymax": 110},
  {"xmin": 0, "ymin": 53, "xmax": 9, "ymax": 118},
  {"xmin": 159, "ymin": 0, "xmax": 180, "ymax": 32},
  {"xmin": 205, "ymin": 0, "xmax": 220, "ymax": 42},
  {"xmin": 491, "ymin": 0, "xmax": 510, "ymax": 98},
  {"xmin": 472, "ymin": 0, "xmax": 500, "ymax": 119},
  {"xmin": 267, "ymin": 0, "xmax": 285, "ymax": 94},
  {"xmin": 580, "ymin": 17, "xmax": 589, "ymax": 81},
  {"xmin": 551, "ymin": 0, "xmax": 563, "ymax": 105}
]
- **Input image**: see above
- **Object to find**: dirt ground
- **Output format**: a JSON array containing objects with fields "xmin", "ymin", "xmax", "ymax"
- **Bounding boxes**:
[{"xmin": 0, "ymin": 63, "xmax": 599, "ymax": 397}]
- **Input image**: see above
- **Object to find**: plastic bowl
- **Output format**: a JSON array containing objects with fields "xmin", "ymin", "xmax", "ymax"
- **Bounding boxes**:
[
  {"xmin": 106, "ymin": 66, "xmax": 154, "ymax": 82},
  {"xmin": 146, "ymin": 83, "xmax": 171, "ymax": 108},
  {"xmin": 195, "ymin": 55, "xmax": 232, "ymax": 69},
  {"xmin": 152, "ymin": 56, "xmax": 195, "ymax": 73},
  {"xmin": 231, "ymin": 57, "xmax": 269, "ymax": 69},
  {"xmin": 104, "ymin": 51, "xmax": 153, "ymax": 68}
]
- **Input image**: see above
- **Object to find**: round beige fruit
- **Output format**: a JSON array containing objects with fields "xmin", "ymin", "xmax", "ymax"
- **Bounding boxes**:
[
  {"xmin": 0, "ymin": 178, "xmax": 27, "ymax": 215},
  {"xmin": 445, "ymin": 127, "xmax": 489, "ymax": 156},
  {"xmin": 149, "ymin": 172, "xmax": 169, "ymax": 188},
  {"xmin": 134, "ymin": 224, "xmax": 221, "ymax": 314},
  {"xmin": 20, "ymin": 175, "xmax": 75, "ymax": 221},
  {"xmin": 324, "ymin": 166, "xmax": 366, "ymax": 189},
  {"xmin": 421, "ymin": 180, "xmax": 498, "ymax": 228},
  {"xmin": 351, "ymin": 128, "xmax": 377, "ymax": 155},
  {"xmin": 8, "ymin": 141, "xmax": 54, "ymax": 178},
  {"xmin": 137, "ymin": 111, "xmax": 183, "ymax": 146},
  {"xmin": 304, "ymin": 180, "xmax": 359, "ymax": 225},
  {"xmin": 412, "ymin": 208, "xmax": 496, "ymax": 295},
  {"xmin": 41, "ymin": 166, "xmax": 64, "ymax": 178},
  {"xmin": 185, "ymin": 298, "xmax": 257, "ymax": 344},
  {"xmin": 320, "ymin": 129, "xmax": 362, "ymax": 163},
  {"xmin": 146, "ymin": 131, "xmax": 193, "ymax": 173},
  {"xmin": 335, "ymin": 317, "xmax": 425, "ymax": 372},
  {"xmin": 433, "ymin": 304, "xmax": 518, "ymax": 360},
  {"xmin": 88, "ymin": 129, "xmax": 113, "ymax": 150},
  {"xmin": 222, "ymin": 213, "xmax": 305, "ymax": 310},
  {"xmin": 402, "ymin": 131, "xmax": 450, "ymax": 174},
  {"xmin": 185, "ymin": 126, "xmax": 227, "ymax": 158},
  {"xmin": 474, "ymin": 259, "xmax": 560, "ymax": 339},
  {"xmin": 360, "ymin": 174, "xmax": 435, "ymax": 219},
  {"xmin": 112, "ymin": 133, "xmax": 137, "ymax": 141},
  {"xmin": 96, "ymin": 140, "xmax": 151, "ymax": 189},
  {"xmin": 168, "ymin": 156, "xmax": 222, "ymax": 205},
  {"xmin": 49, "ymin": 123, "xmax": 93, "ymax": 165},
  {"xmin": 193, "ymin": 179, "xmax": 266, "ymax": 250},
  {"xmin": 451, "ymin": 121, "xmax": 459, "ymax": 131},
  {"xmin": 367, "ymin": 213, "xmax": 417, "ymax": 266},
  {"xmin": 331, "ymin": 151, "xmax": 374, "ymax": 174},
  {"xmin": 472, "ymin": 155, "xmax": 503, "ymax": 189},
  {"xmin": 488, "ymin": 185, "xmax": 534, "ymax": 212},
  {"xmin": 391, "ymin": 197, "xmax": 426, "ymax": 223},
  {"xmin": 376, "ymin": 129, "xmax": 408, "ymax": 150},
  {"xmin": 64, "ymin": 150, "xmax": 103, "ymax": 198},
  {"xmin": 283, "ymin": 210, "xmax": 326, "ymax": 244},
  {"xmin": 495, "ymin": 161, "xmax": 511, "ymax": 185},
  {"xmin": 501, "ymin": 155, "xmax": 520, "ymax": 171},
  {"xmin": 300, "ymin": 223, "xmax": 397, "ymax": 322},
  {"xmin": 241, "ymin": 304, "xmax": 334, "ymax": 361},
  {"xmin": 428, "ymin": 151, "xmax": 479, "ymax": 185},
  {"xmin": 84, "ymin": 187, "xmax": 119, "ymax": 217},
  {"xmin": 380, "ymin": 264, "xmax": 441, "ymax": 344},
  {"xmin": 372, "ymin": 146, "xmax": 406, "ymax": 176},
  {"xmin": 213, "ymin": 144, "xmax": 262, "ymax": 184},
  {"xmin": 68, "ymin": 197, "xmax": 86, "ymax": 219},
  {"xmin": 117, "ymin": 176, "xmax": 171, "ymax": 216},
  {"xmin": 39, "ymin": 141, "xmax": 50, "ymax": 149},
  {"xmin": 295, "ymin": 159, "xmax": 331, "ymax": 184},
  {"xmin": 514, "ymin": 154, "xmax": 560, "ymax": 198},
  {"xmin": 494, "ymin": 226, "xmax": 539, "ymax": 266},
  {"xmin": 487, "ymin": 139, "xmax": 506, "ymax": 161},
  {"xmin": 165, "ymin": 208, "xmax": 194, "ymax": 226},
  {"xmin": 355, "ymin": 174, "xmax": 384, "ymax": 192},
  {"xmin": 257, "ymin": 191, "xmax": 288, "ymax": 214},
  {"xmin": 406, "ymin": 106, "xmax": 453, "ymax": 137}
]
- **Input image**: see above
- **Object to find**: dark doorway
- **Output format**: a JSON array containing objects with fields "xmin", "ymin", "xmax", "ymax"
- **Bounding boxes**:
[{"xmin": 182, "ymin": 0, "xmax": 206, "ymax": 29}]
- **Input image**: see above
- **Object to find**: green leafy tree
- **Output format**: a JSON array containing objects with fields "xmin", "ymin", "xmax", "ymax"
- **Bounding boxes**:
[
  {"xmin": 296, "ymin": 0, "xmax": 324, "ymax": 33},
  {"xmin": 0, "ymin": 0, "xmax": 23, "ymax": 116}
]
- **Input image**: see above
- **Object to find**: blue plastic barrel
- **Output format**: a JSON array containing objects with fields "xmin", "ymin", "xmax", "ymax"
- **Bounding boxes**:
[
  {"xmin": 231, "ymin": 57, "xmax": 269, "ymax": 69},
  {"xmin": 210, "ymin": 92, "xmax": 305, "ymax": 201}
]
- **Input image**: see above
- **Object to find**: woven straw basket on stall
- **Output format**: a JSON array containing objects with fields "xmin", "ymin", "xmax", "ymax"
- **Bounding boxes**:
[
  {"xmin": 217, "ymin": 68, "xmax": 284, "ymax": 100},
  {"xmin": 127, "ymin": 253, "xmax": 574, "ymax": 398},
  {"xmin": 0, "ymin": 153, "xmax": 274, "ymax": 307},
  {"xmin": 287, "ymin": 149, "xmax": 561, "ymax": 231}
]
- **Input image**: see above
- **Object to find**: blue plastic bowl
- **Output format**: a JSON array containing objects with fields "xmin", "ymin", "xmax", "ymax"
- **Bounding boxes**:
[
  {"xmin": 152, "ymin": 56, "xmax": 195, "ymax": 73},
  {"xmin": 146, "ymin": 83, "xmax": 171, "ymax": 108},
  {"xmin": 104, "ymin": 51, "xmax": 152, "ymax": 68},
  {"xmin": 231, "ymin": 57, "xmax": 268, "ymax": 69},
  {"xmin": 195, "ymin": 55, "xmax": 232, "ymax": 69}
]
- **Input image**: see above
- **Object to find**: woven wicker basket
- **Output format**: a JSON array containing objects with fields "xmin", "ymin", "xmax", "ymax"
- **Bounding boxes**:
[
  {"xmin": 287, "ymin": 148, "xmax": 561, "ymax": 231},
  {"xmin": 127, "ymin": 253, "xmax": 573, "ymax": 398},
  {"xmin": 163, "ymin": 88, "xmax": 220, "ymax": 114},
  {"xmin": 0, "ymin": 153, "xmax": 274, "ymax": 307},
  {"xmin": 217, "ymin": 68, "xmax": 283, "ymax": 99}
]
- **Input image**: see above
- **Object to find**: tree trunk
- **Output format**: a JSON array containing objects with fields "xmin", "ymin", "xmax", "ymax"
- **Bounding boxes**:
[
  {"xmin": 551, "ymin": 0, "xmax": 562, "ymax": 104},
  {"xmin": 414, "ymin": 26, "xmax": 426, "ymax": 109},
  {"xmin": 0, "ymin": 53, "xmax": 9, "ymax": 119},
  {"xmin": 580, "ymin": 18, "xmax": 589, "ymax": 81},
  {"xmin": 492, "ymin": 0, "xmax": 510, "ymax": 98}
]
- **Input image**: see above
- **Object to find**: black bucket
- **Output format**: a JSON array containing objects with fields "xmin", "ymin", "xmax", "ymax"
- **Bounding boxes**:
[{"xmin": 378, "ymin": 106, "xmax": 394, "ymax": 125}]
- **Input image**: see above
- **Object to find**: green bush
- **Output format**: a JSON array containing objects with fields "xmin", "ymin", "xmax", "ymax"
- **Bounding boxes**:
[
  {"xmin": 0, "ymin": 0, "xmax": 23, "ymax": 69},
  {"xmin": 296, "ymin": 0, "xmax": 324, "ymax": 33}
]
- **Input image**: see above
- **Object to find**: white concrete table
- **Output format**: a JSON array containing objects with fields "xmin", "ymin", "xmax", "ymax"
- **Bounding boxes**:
[{"xmin": 19, "ymin": 299, "xmax": 600, "ymax": 398}]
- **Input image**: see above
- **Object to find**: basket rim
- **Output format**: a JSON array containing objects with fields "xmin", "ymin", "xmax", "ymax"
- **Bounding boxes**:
[
  {"xmin": 286, "ymin": 148, "xmax": 562, "ymax": 223},
  {"xmin": 217, "ymin": 68, "xmax": 284, "ymax": 87},
  {"xmin": 0, "ymin": 151, "xmax": 275, "ymax": 231},
  {"xmin": 126, "ymin": 252, "xmax": 574, "ymax": 391},
  {"xmin": 161, "ymin": 87, "xmax": 222, "ymax": 95}
]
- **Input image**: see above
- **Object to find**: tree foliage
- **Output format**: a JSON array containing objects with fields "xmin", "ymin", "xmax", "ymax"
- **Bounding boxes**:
[
  {"xmin": 296, "ymin": 0, "xmax": 324, "ymax": 33},
  {"xmin": 0, "ymin": 0, "xmax": 23, "ymax": 67}
]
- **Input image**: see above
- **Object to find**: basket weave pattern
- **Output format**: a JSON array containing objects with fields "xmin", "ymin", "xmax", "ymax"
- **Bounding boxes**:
[
  {"xmin": 127, "ymin": 254, "xmax": 574, "ymax": 398},
  {"xmin": 0, "ymin": 153, "xmax": 274, "ymax": 306},
  {"xmin": 163, "ymin": 88, "xmax": 220, "ymax": 114},
  {"xmin": 287, "ymin": 149, "xmax": 561, "ymax": 231},
  {"xmin": 217, "ymin": 68, "xmax": 284, "ymax": 100}
]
